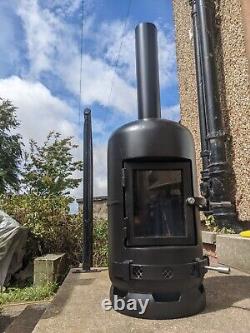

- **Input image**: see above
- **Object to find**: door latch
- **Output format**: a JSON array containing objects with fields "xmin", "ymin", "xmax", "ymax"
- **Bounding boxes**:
[{"xmin": 186, "ymin": 196, "xmax": 207, "ymax": 209}]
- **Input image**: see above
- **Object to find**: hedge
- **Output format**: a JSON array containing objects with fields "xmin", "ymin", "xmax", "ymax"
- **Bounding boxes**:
[{"xmin": 0, "ymin": 194, "xmax": 108, "ymax": 267}]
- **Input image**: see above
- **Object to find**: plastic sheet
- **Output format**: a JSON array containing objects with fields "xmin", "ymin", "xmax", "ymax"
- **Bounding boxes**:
[{"xmin": 0, "ymin": 210, "xmax": 27, "ymax": 288}]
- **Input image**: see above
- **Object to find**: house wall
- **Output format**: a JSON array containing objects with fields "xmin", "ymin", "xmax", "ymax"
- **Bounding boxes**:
[
  {"xmin": 240, "ymin": 0, "xmax": 250, "ymax": 71},
  {"xmin": 172, "ymin": 0, "xmax": 250, "ymax": 222}
]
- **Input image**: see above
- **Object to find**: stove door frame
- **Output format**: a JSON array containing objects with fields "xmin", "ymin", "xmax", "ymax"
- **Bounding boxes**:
[{"xmin": 124, "ymin": 161, "xmax": 196, "ymax": 247}]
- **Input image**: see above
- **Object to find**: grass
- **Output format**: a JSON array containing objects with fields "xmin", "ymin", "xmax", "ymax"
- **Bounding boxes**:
[{"xmin": 0, "ymin": 283, "xmax": 57, "ymax": 305}]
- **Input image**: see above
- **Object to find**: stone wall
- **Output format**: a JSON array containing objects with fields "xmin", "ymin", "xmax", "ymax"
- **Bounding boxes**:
[
  {"xmin": 77, "ymin": 197, "xmax": 108, "ymax": 220},
  {"xmin": 92, "ymin": 200, "xmax": 108, "ymax": 220},
  {"xmin": 172, "ymin": 0, "xmax": 250, "ymax": 222}
]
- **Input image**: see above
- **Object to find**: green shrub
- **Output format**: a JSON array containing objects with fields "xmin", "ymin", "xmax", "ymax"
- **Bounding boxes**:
[
  {"xmin": 0, "ymin": 194, "xmax": 108, "ymax": 267},
  {"xmin": 93, "ymin": 218, "xmax": 108, "ymax": 267},
  {"xmin": 204, "ymin": 214, "xmax": 235, "ymax": 234}
]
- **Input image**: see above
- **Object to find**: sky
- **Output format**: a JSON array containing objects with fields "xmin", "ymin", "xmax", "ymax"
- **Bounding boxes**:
[{"xmin": 0, "ymin": 0, "xmax": 180, "ymax": 200}]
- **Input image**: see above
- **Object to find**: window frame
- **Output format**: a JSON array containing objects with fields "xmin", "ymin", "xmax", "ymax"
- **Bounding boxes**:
[{"xmin": 124, "ymin": 161, "xmax": 196, "ymax": 247}]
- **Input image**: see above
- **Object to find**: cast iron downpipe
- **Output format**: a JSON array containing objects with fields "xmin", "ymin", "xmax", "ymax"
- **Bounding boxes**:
[
  {"xmin": 83, "ymin": 108, "xmax": 93, "ymax": 271},
  {"xmin": 190, "ymin": 0, "xmax": 239, "ymax": 230},
  {"xmin": 190, "ymin": 0, "xmax": 210, "ymax": 211}
]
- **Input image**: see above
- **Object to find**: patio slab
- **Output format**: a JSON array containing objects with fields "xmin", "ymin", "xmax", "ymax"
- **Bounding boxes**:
[
  {"xmin": 32, "ymin": 267, "xmax": 250, "ymax": 333},
  {"xmin": 217, "ymin": 234, "xmax": 250, "ymax": 274}
]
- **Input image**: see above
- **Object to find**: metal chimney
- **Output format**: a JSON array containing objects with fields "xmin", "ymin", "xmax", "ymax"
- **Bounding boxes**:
[{"xmin": 135, "ymin": 23, "xmax": 161, "ymax": 119}]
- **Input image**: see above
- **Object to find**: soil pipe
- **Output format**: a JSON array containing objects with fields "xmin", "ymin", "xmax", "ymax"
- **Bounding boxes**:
[
  {"xmin": 195, "ymin": 0, "xmax": 240, "ymax": 230},
  {"xmin": 190, "ymin": 0, "xmax": 210, "ymax": 213}
]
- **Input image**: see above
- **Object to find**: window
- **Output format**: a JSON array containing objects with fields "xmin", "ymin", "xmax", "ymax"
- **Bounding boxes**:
[
  {"xmin": 124, "ymin": 161, "xmax": 196, "ymax": 246},
  {"xmin": 133, "ymin": 170, "xmax": 186, "ymax": 238}
]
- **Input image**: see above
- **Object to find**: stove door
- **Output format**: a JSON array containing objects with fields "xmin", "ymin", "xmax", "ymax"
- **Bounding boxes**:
[{"xmin": 124, "ymin": 161, "xmax": 196, "ymax": 246}]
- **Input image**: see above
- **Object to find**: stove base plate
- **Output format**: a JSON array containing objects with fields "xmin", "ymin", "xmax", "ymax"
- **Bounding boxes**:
[{"xmin": 110, "ymin": 284, "xmax": 206, "ymax": 319}]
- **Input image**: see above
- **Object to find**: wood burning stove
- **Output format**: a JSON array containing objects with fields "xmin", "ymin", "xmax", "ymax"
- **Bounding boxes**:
[{"xmin": 107, "ymin": 22, "xmax": 209, "ymax": 319}]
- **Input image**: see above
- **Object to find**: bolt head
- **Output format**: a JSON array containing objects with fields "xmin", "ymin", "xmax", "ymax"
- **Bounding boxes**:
[{"xmin": 187, "ymin": 197, "xmax": 195, "ymax": 205}]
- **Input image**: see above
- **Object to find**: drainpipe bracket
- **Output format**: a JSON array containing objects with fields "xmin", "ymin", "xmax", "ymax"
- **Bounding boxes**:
[
  {"xmin": 200, "ymin": 150, "xmax": 210, "ymax": 158},
  {"xmin": 207, "ymin": 130, "xmax": 226, "ymax": 140},
  {"xmin": 210, "ymin": 201, "xmax": 234, "ymax": 208}
]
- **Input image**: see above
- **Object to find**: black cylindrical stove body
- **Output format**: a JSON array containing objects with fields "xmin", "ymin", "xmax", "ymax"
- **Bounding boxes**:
[{"xmin": 108, "ymin": 23, "xmax": 207, "ymax": 319}]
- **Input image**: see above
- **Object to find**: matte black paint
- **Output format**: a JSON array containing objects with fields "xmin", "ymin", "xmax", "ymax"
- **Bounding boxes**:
[
  {"xmin": 83, "ymin": 109, "xmax": 93, "ymax": 271},
  {"xmin": 108, "ymin": 23, "xmax": 207, "ymax": 319},
  {"xmin": 135, "ymin": 22, "xmax": 161, "ymax": 119},
  {"xmin": 190, "ymin": 0, "xmax": 240, "ymax": 230},
  {"xmin": 190, "ymin": 0, "xmax": 210, "ymax": 205}
]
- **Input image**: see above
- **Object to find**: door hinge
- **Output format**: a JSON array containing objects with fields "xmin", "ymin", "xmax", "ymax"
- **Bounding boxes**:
[{"xmin": 121, "ymin": 168, "xmax": 127, "ymax": 188}]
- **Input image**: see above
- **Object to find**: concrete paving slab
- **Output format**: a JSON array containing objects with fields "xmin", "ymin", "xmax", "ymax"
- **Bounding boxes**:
[
  {"xmin": 217, "ymin": 234, "xmax": 250, "ymax": 273},
  {"xmin": 202, "ymin": 231, "xmax": 217, "ymax": 244},
  {"xmin": 5, "ymin": 303, "xmax": 47, "ymax": 333},
  {"xmin": 0, "ymin": 304, "xmax": 27, "ymax": 333},
  {"xmin": 33, "ymin": 268, "xmax": 250, "ymax": 333}
]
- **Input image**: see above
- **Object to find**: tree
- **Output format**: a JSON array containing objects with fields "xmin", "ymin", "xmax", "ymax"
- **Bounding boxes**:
[
  {"xmin": 0, "ymin": 99, "xmax": 23, "ymax": 193},
  {"xmin": 22, "ymin": 132, "xmax": 83, "ymax": 196}
]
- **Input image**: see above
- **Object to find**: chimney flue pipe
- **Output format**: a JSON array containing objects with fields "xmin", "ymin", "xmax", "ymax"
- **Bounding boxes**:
[{"xmin": 135, "ymin": 22, "xmax": 161, "ymax": 119}]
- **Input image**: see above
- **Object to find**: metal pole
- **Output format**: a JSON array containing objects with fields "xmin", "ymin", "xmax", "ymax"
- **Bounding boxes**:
[
  {"xmin": 195, "ymin": 0, "xmax": 240, "ymax": 230},
  {"xmin": 83, "ymin": 108, "xmax": 93, "ymax": 271},
  {"xmin": 190, "ymin": 0, "xmax": 210, "ymax": 210},
  {"xmin": 135, "ymin": 22, "xmax": 161, "ymax": 119}
]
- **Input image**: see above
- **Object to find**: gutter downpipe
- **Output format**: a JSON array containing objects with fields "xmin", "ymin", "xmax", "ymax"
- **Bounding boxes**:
[
  {"xmin": 190, "ymin": 0, "xmax": 210, "ymax": 213},
  {"xmin": 190, "ymin": 0, "xmax": 241, "ymax": 230}
]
